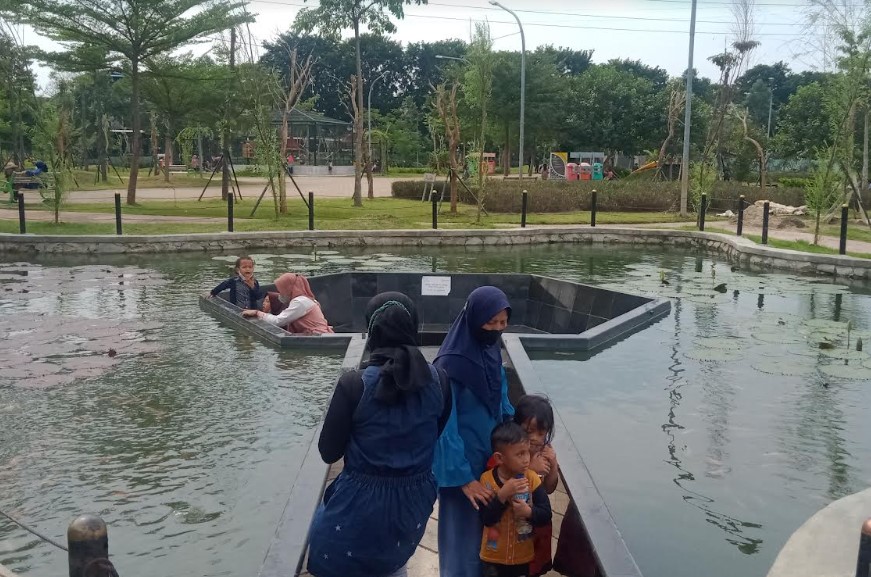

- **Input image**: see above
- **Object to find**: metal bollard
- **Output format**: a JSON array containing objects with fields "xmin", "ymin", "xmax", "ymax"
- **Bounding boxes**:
[
  {"xmin": 68, "ymin": 514, "xmax": 117, "ymax": 577},
  {"xmin": 856, "ymin": 518, "xmax": 871, "ymax": 577},
  {"xmin": 761, "ymin": 200, "xmax": 770, "ymax": 245},
  {"xmin": 431, "ymin": 193, "xmax": 438, "ymax": 230},
  {"xmin": 227, "ymin": 194, "xmax": 234, "ymax": 232},
  {"xmin": 521, "ymin": 190, "xmax": 528, "ymax": 228},
  {"xmin": 17, "ymin": 192, "xmax": 25, "ymax": 234},
  {"xmin": 114, "ymin": 193, "xmax": 122, "ymax": 236},
  {"xmin": 308, "ymin": 192, "xmax": 314, "ymax": 231},
  {"xmin": 590, "ymin": 188, "xmax": 598, "ymax": 227},
  {"xmin": 840, "ymin": 204, "xmax": 848, "ymax": 255},
  {"xmin": 737, "ymin": 195, "xmax": 745, "ymax": 236},
  {"xmin": 699, "ymin": 192, "xmax": 708, "ymax": 231}
]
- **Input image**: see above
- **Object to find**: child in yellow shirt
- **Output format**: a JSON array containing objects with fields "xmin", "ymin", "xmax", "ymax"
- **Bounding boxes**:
[{"xmin": 479, "ymin": 421, "xmax": 552, "ymax": 577}]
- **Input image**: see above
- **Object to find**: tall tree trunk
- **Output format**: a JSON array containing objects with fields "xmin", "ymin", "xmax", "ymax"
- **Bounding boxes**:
[
  {"xmin": 862, "ymin": 108, "xmax": 869, "ymax": 207},
  {"xmin": 352, "ymin": 21, "xmax": 364, "ymax": 207},
  {"xmin": 127, "ymin": 59, "xmax": 141, "ymax": 205},
  {"xmin": 365, "ymin": 148, "xmax": 374, "ymax": 199}
]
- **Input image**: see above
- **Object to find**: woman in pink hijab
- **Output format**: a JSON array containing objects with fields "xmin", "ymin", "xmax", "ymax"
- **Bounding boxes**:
[{"xmin": 242, "ymin": 273, "xmax": 334, "ymax": 335}]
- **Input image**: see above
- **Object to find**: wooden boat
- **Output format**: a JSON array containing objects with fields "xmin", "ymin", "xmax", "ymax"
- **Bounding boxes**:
[{"xmin": 202, "ymin": 272, "xmax": 669, "ymax": 577}]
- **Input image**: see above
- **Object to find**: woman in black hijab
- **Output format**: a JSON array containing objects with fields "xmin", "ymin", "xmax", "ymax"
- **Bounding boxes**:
[{"xmin": 308, "ymin": 292, "xmax": 452, "ymax": 577}]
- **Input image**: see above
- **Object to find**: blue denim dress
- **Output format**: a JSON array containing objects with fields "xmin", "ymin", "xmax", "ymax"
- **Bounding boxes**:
[{"xmin": 307, "ymin": 364, "xmax": 443, "ymax": 577}]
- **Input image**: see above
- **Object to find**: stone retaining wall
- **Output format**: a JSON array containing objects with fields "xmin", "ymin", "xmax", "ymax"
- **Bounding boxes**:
[{"xmin": 1, "ymin": 227, "xmax": 869, "ymax": 281}]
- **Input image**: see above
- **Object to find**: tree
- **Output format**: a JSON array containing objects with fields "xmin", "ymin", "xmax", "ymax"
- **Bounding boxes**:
[
  {"xmin": 18, "ymin": 0, "xmax": 250, "ymax": 204},
  {"xmin": 433, "ymin": 82, "xmax": 461, "ymax": 214},
  {"xmin": 0, "ymin": 26, "xmax": 37, "ymax": 162},
  {"xmin": 804, "ymin": 150, "xmax": 841, "ymax": 244},
  {"xmin": 772, "ymin": 82, "xmax": 830, "ymax": 159},
  {"xmin": 294, "ymin": 0, "xmax": 427, "ymax": 207},
  {"xmin": 656, "ymin": 80, "xmax": 686, "ymax": 179},
  {"xmin": 733, "ymin": 105, "xmax": 769, "ymax": 191},
  {"xmin": 278, "ymin": 49, "xmax": 315, "ymax": 214},
  {"xmin": 463, "ymin": 22, "xmax": 494, "ymax": 220}
]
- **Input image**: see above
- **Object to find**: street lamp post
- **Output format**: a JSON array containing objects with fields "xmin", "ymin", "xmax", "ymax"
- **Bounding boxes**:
[
  {"xmin": 679, "ymin": 0, "xmax": 697, "ymax": 217},
  {"xmin": 434, "ymin": 55, "xmax": 468, "ymax": 63},
  {"xmin": 368, "ymin": 71, "xmax": 388, "ymax": 172},
  {"xmin": 490, "ymin": 0, "xmax": 525, "ymax": 178}
]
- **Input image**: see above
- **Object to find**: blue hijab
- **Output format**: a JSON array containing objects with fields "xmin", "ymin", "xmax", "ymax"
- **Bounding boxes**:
[{"xmin": 434, "ymin": 286, "xmax": 511, "ymax": 418}]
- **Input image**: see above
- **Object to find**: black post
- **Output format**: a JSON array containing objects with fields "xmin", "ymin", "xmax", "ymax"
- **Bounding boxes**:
[
  {"xmin": 432, "ymin": 193, "xmax": 438, "ymax": 230},
  {"xmin": 68, "ymin": 514, "xmax": 113, "ymax": 577},
  {"xmin": 590, "ymin": 188, "xmax": 598, "ymax": 227},
  {"xmin": 840, "ymin": 204, "xmax": 849, "ymax": 255},
  {"xmin": 308, "ymin": 192, "xmax": 314, "ymax": 231},
  {"xmin": 761, "ymin": 200, "xmax": 770, "ymax": 245},
  {"xmin": 521, "ymin": 190, "xmax": 528, "ymax": 228},
  {"xmin": 227, "ymin": 193, "xmax": 234, "ymax": 232},
  {"xmin": 699, "ymin": 193, "xmax": 708, "ymax": 231},
  {"xmin": 856, "ymin": 519, "xmax": 871, "ymax": 577},
  {"xmin": 17, "ymin": 192, "xmax": 25, "ymax": 234},
  {"xmin": 737, "ymin": 195, "xmax": 745, "ymax": 236},
  {"xmin": 114, "ymin": 193, "xmax": 122, "ymax": 235}
]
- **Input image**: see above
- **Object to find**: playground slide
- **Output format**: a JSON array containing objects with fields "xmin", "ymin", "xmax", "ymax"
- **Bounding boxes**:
[{"xmin": 629, "ymin": 161, "xmax": 657, "ymax": 176}]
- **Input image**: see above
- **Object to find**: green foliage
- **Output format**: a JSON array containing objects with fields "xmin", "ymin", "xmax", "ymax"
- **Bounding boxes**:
[
  {"xmin": 773, "ymin": 81, "xmax": 830, "ymax": 161},
  {"xmin": 391, "ymin": 179, "xmax": 806, "ymax": 212},
  {"xmin": 688, "ymin": 160, "xmax": 717, "ymax": 209},
  {"xmin": 804, "ymin": 149, "xmax": 842, "ymax": 244}
]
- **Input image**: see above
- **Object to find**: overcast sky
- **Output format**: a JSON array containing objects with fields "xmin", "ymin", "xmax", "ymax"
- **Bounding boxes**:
[{"xmin": 15, "ymin": 0, "xmax": 825, "ymax": 92}]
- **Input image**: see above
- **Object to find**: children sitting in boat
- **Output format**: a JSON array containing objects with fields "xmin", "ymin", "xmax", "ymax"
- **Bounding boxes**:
[
  {"xmin": 479, "ymin": 421, "xmax": 552, "ymax": 577},
  {"xmin": 242, "ymin": 273, "xmax": 334, "ymax": 335},
  {"xmin": 209, "ymin": 255, "xmax": 263, "ymax": 309}
]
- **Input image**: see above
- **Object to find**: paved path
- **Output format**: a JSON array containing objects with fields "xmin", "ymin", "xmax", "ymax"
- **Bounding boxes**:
[
  {"xmin": 62, "ymin": 175, "xmax": 405, "ymax": 203},
  {"xmin": 638, "ymin": 221, "xmax": 871, "ymax": 255},
  {"xmin": 766, "ymin": 487, "xmax": 871, "ymax": 577}
]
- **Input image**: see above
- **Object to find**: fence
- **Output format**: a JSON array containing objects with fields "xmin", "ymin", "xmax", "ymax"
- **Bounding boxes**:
[{"xmin": 8, "ymin": 190, "xmax": 857, "ymax": 256}]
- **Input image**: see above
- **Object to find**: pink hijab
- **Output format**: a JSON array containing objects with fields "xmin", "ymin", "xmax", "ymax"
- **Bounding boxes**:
[{"xmin": 272, "ymin": 273, "xmax": 333, "ymax": 334}]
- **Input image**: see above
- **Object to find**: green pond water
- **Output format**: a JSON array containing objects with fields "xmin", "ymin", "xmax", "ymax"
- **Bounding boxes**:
[{"xmin": 1, "ymin": 245, "xmax": 870, "ymax": 577}]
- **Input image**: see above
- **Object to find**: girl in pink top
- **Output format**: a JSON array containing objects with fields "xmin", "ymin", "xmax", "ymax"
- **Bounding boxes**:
[{"xmin": 242, "ymin": 273, "xmax": 334, "ymax": 335}]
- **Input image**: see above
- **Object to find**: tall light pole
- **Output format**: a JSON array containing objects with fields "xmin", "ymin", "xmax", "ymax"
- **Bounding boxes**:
[
  {"xmin": 490, "ymin": 0, "xmax": 525, "ymax": 178},
  {"xmin": 434, "ymin": 55, "xmax": 468, "ymax": 63},
  {"xmin": 368, "ymin": 71, "xmax": 388, "ymax": 172},
  {"xmin": 679, "ymin": 0, "xmax": 697, "ymax": 217},
  {"xmin": 766, "ymin": 76, "xmax": 774, "ymax": 138}
]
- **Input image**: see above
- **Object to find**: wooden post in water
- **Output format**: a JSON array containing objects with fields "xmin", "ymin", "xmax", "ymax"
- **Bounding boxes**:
[{"xmin": 68, "ymin": 515, "xmax": 117, "ymax": 577}]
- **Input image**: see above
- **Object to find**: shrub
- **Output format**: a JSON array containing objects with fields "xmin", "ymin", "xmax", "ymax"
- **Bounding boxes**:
[
  {"xmin": 391, "ymin": 178, "xmax": 807, "ymax": 212},
  {"xmin": 777, "ymin": 177, "xmax": 810, "ymax": 188}
]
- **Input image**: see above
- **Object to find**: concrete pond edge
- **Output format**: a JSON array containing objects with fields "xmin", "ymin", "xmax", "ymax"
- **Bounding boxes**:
[{"xmin": 1, "ymin": 226, "xmax": 870, "ymax": 280}]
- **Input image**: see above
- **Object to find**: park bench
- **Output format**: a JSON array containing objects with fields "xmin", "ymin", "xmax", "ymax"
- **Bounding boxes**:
[
  {"xmin": 167, "ymin": 164, "xmax": 188, "ymax": 174},
  {"xmin": 10, "ymin": 173, "xmax": 56, "ymax": 202}
]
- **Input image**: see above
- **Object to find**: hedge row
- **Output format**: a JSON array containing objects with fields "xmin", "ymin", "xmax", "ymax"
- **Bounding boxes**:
[{"xmin": 390, "ymin": 179, "xmax": 806, "ymax": 213}]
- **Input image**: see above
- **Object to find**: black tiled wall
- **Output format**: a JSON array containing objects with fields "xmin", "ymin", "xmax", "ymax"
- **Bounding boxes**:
[{"xmin": 307, "ymin": 273, "xmax": 652, "ymax": 335}]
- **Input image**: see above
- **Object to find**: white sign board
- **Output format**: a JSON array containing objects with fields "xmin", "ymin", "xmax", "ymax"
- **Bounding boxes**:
[{"xmin": 421, "ymin": 276, "xmax": 451, "ymax": 296}]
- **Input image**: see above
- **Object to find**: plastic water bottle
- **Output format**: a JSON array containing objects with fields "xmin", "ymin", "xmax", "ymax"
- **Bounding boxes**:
[{"xmin": 514, "ymin": 473, "xmax": 533, "ymax": 538}]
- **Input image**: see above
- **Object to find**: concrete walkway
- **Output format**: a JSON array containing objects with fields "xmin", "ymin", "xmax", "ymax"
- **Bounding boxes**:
[
  {"xmin": 639, "ymin": 221, "xmax": 871, "ymax": 255},
  {"xmin": 767, "ymin": 487, "xmax": 871, "ymax": 577}
]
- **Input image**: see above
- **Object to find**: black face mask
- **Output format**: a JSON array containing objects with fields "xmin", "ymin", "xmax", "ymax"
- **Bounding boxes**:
[{"xmin": 475, "ymin": 327, "xmax": 503, "ymax": 346}]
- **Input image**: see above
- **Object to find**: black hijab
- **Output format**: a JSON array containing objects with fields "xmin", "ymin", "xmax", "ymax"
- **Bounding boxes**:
[{"xmin": 365, "ymin": 291, "xmax": 431, "ymax": 403}]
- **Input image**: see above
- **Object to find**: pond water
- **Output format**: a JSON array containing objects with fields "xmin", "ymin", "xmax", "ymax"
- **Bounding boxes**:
[{"xmin": 1, "ymin": 245, "xmax": 870, "ymax": 577}]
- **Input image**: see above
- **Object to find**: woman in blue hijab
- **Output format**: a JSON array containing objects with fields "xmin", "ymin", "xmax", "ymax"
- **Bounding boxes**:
[{"xmin": 433, "ymin": 286, "xmax": 514, "ymax": 577}]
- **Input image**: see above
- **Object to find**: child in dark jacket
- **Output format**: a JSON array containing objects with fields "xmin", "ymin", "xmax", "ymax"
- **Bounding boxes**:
[
  {"xmin": 209, "ymin": 255, "xmax": 263, "ymax": 309},
  {"xmin": 479, "ymin": 421, "xmax": 552, "ymax": 577}
]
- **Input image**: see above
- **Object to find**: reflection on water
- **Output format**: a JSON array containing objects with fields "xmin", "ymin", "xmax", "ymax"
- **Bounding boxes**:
[{"xmin": 2, "ymin": 245, "xmax": 871, "ymax": 577}]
